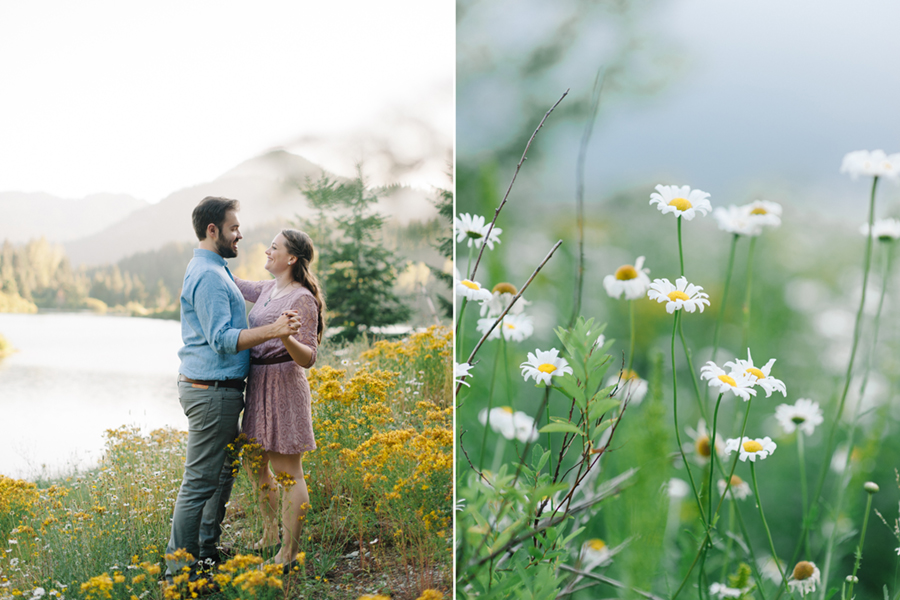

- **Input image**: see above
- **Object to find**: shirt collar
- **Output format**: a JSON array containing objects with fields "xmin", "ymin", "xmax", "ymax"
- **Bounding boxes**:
[{"xmin": 193, "ymin": 248, "xmax": 227, "ymax": 266}]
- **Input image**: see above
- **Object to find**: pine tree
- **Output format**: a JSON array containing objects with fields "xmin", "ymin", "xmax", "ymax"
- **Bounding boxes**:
[{"xmin": 298, "ymin": 168, "xmax": 411, "ymax": 342}]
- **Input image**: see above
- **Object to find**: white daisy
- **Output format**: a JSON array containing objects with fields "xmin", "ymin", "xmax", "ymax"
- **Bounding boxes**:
[
  {"xmin": 742, "ymin": 200, "xmax": 783, "ymax": 229},
  {"xmin": 478, "ymin": 406, "xmax": 539, "ymax": 443},
  {"xmin": 649, "ymin": 184, "xmax": 712, "ymax": 220},
  {"xmin": 717, "ymin": 475, "xmax": 752, "ymax": 500},
  {"xmin": 700, "ymin": 361, "xmax": 758, "ymax": 401},
  {"xmin": 520, "ymin": 348, "xmax": 573, "ymax": 386},
  {"xmin": 709, "ymin": 582, "xmax": 743, "ymax": 598},
  {"xmin": 757, "ymin": 556, "xmax": 786, "ymax": 583},
  {"xmin": 454, "ymin": 362, "xmax": 474, "ymax": 387},
  {"xmin": 476, "ymin": 312, "xmax": 534, "ymax": 342},
  {"xmin": 606, "ymin": 369, "xmax": 648, "ymax": 405},
  {"xmin": 861, "ymin": 218, "xmax": 900, "ymax": 241},
  {"xmin": 774, "ymin": 398, "xmax": 824, "ymax": 436},
  {"xmin": 724, "ymin": 436, "xmax": 777, "ymax": 462},
  {"xmin": 580, "ymin": 539, "xmax": 612, "ymax": 570},
  {"xmin": 479, "ymin": 282, "xmax": 528, "ymax": 318},
  {"xmin": 787, "ymin": 561, "xmax": 820, "ymax": 597},
  {"xmin": 667, "ymin": 478, "xmax": 689, "ymax": 499},
  {"xmin": 454, "ymin": 212, "xmax": 502, "ymax": 249},
  {"xmin": 647, "ymin": 277, "xmax": 710, "ymax": 314},
  {"xmin": 724, "ymin": 349, "xmax": 787, "ymax": 397},
  {"xmin": 841, "ymin": 149, "xmax": 900, "ymax": 180},
  {"xmin": 713, "ymin": 205, "xmax": 763, "ymax": 237},
  {"xmin": 455, "ymin": 277, "xmax": 492, "ymax": 302},
  {"xmin": 603, "ymin": 256, "xmax": 652, "ymax": 300},
  {"xmin": 685, "ymin": 419, "xmax": 724, "ymax": 463}
]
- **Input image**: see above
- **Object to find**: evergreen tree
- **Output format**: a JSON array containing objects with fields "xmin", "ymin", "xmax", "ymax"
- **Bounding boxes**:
[{"xmin": 298, "ymin": 169, "xmax": 411, "ymax": 342}]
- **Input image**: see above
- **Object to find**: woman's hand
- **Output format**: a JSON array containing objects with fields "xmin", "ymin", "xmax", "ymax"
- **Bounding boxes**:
[{"xmin": 272, "ymin": 311, "xmax": 301, "ymax": 339}]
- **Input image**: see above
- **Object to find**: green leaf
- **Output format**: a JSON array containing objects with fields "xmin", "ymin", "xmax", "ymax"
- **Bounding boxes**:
[
  {"xmin": 591, "ymin": 419, "xmax": 614, "ymax": 440},
  {"xmin": 560, "ymin": 526, "xmax": 585, "ymax": 547},
  {"xmin": 588, "ymin": 397, "xmax": 620, "ymax": 421},
  {"xmin": 554, "ymin": 373, "xmax": 586, "ymax": 407},
  {"xmin": 534, "ymin": 450, "xmax": 550, "ymax": 473},
  {"xmin": 539, "ymin": 422, "xmax": 584, "ymax": 436}
]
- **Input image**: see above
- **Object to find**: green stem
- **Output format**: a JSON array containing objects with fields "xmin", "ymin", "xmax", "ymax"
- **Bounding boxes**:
[
  {"xmin": 741, "ymin": 235, "xmax": 758, "ymax": 352},
  {"xmin": 847, "ymin": 493, "xmax": 874, "ymax": 600},
  {"xmin": 671, "ymin": 312, "xmax": 707, "ymax": 527},
  {"xmin": 628, "ymin": 299, "xmax": 636, "ymax": 371},
  {"xmin": 673, "ymin": 398, "xmax": 754, "ymax": 600},
  {"xmin": 455, "ymin": 298, "xmax": 468, "ymax": 360},
  {"xmin": 797, "ymin": 432, "xmax": 811, "ymax": 557},
  {"xmin": 720, "ymin": 501, "xmax": 736, "ymax": 582},
  {"xmin": 478, "ymin": 341, "xmax": 503, "ymax": 470},
  {"xmin": 750, "ymin": 462, "xmax": 788, "ymax": 594},
  {"xmin": 790, "ymin": 176, "xmax": 879, "ymax": 600},
  {"xmin": 677, "ymin": 215, "xmax": 685, "ymax": 276},
  {"xmin": 679, "ymin": 316, "xmax": 709, "ymax": 423},
  {"xmin": 708, "ymin": 393, "xmax": 724, "ymax": 524},
  {"xmin": 819, "ymin": 237, "xmax": 893, "ymax": 596},
  {"xmin": 712, "ymin": 234, "xmax": 740, "ymax": 364}
]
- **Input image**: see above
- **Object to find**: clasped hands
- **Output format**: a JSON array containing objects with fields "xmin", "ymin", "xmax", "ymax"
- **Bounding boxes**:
[{"xmin": 273, "ymin": 310, "xmax": 302, "ymax": 338}]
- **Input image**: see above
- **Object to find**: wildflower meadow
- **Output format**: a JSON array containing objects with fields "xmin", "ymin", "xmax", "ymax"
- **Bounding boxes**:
[
  {"xmin": 0, "ymin": 327, "xmax": 452, "ymax": 600},
  {"xmin": 455, "ymin": 95, "xmax": 900, "ymax": 599}
]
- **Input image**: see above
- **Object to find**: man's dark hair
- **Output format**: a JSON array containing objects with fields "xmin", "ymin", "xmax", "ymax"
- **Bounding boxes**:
[{"xmin": 192, "ymin": 197, "xmax": 240, "ymax": 241}]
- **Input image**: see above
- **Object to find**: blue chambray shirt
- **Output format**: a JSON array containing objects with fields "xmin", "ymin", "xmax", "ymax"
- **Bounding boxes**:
[{"xmin": 178, "ymin": 249, "xmax": 250, "ymax": 380}]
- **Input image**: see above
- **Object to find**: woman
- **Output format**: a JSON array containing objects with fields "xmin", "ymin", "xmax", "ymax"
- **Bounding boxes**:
[{"xmin": 233, "ymin": 228, "xmax": 326, "ymax": 570}]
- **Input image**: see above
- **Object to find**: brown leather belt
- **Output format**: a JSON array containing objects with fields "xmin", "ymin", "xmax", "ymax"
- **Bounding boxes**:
[
  {"xmin": 178, "ymin": 374, "xmax": 245, "ymax": 390},
  {"xmin": 251, "ymin": 354, "xmax": 294, "ymax": 365}
]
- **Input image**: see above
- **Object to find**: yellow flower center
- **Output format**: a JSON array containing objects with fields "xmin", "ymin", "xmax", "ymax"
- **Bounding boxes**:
[
  {"xmin": 538, "ymin": 363, "xmax": 557, "ymax": 374},
  {"xmin": 615, "ymin": 265, "xmax": 639, "ymax": 280},
  {"xmin": 793, "ymin": 561, "xmax": 815, "ymax": 581},
  {"xmin": 461, "ymin": 280, "xmax": 480, "ymax": 290},
  {"xmin": 750, "ymin": 207, "xmax": 768, "ymax": 215},
  {"xmin": 743, "ymin": 440, "xmax": 763, "ymax": 453},
  {"xmin": 621, "ymin": 369, "xmax": 639, "ymax": 381},
  {"xmin": 668, "ymin": 197, "xmax": 692, "ymax": 211},
  {"xmin": 667, "ymin": 290, "xmax": 690, "ymax": 302},
  {"xmin": 500, "ymin": 406, "xmax": 514, "ymax": 414},
  {"xmin": 504, "ymin": 322, "xmax": 516, "ymax": 330},
  {"xmin": 493, "ymin": 282, "xmax": 517, "ymax": 294},
  {"xmin": 745, "ymin": 367, "xmax": 766, "ymax": 379},
  {"xmin": 696, "ymin": 436, "xmax": 712, "ymax": 458},
  {"xmin": 729, "ymin": 475, "xmax": 743, "ymax": 486},
  {"xmin": 587, "ymin": 539, "xmax": 606, "ymax": 551},
  {"xmin": 717, "ymin": 374, "xmax": 737, "ymax": 387}
]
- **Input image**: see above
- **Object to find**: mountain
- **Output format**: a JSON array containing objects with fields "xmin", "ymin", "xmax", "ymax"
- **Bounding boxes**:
[
  {"xmin": 62, "ymin": 150, "xmax": 440, "ymax": 266},
  {"xmin": 0, "ymin": 192, "xmax": 148, "ymax": 244}
]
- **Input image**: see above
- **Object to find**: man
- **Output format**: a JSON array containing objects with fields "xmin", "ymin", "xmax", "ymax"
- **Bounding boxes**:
[{"xmin": 165, "ymin": 196, "xmax": 298, "ymax": 580}]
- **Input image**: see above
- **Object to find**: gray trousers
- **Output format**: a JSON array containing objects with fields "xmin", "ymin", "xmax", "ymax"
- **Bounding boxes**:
[{"xmin": 165, "ymin": 381, "xmax": 244, "ymax": 575}]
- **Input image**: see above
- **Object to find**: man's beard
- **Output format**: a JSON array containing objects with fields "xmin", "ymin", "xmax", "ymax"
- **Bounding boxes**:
[{"xmin": 215, "ymin": 237, "xmax": 238, "ymax": 259}]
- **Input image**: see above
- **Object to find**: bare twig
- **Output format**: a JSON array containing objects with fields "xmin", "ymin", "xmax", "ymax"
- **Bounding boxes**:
[
  {"xmin": 558, "ymin": 564, "xmax": 666, "ymax": 600},
  {"xmin": 459, "ymin": 468, "xmax": 637, "ymax": 583},
  {"xmin": 569, "ymin": 69, "xmax": 605, "ymax": 327},
  {"xmin": 455, "ymin": 239, "xmax": 564, "ymax": 394},
  {"xmin": 467, "ymin": 89, "xmax": 569, "ymax": 282}
]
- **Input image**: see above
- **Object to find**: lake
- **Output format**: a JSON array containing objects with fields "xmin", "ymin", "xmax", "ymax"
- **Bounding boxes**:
[{"xmin": 0, "ymin": 312, "xmax": 187, "ymax": 480}]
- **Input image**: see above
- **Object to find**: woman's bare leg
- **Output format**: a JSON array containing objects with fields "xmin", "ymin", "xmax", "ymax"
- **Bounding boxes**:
[
  {"xmin": 268, "ymin": 451, "xmax": 310, "ymax": 564},
  {"xmin": 245, "ymin": 451, "xmax": 280, "ymax": 548}
]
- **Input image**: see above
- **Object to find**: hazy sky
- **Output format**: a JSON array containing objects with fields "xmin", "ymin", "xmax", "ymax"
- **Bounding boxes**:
[
  {"xmin": 457, "ymin": 0, "xmax": 900, "ymax": 213},
  {"xmin": 0, "ymin": 1, "xmax": 453, "ymax": 202}
]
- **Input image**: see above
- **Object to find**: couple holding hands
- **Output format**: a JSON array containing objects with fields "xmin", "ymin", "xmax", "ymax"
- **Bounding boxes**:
[{"xmin": 165, "ymin": 196, "xmax": 326, "ymax": 579}]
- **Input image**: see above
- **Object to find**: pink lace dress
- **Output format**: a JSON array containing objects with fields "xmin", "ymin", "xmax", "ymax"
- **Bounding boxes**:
[{"xmin": 234, "ymin": 278, "xmax": 318, "ymax": 454}]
